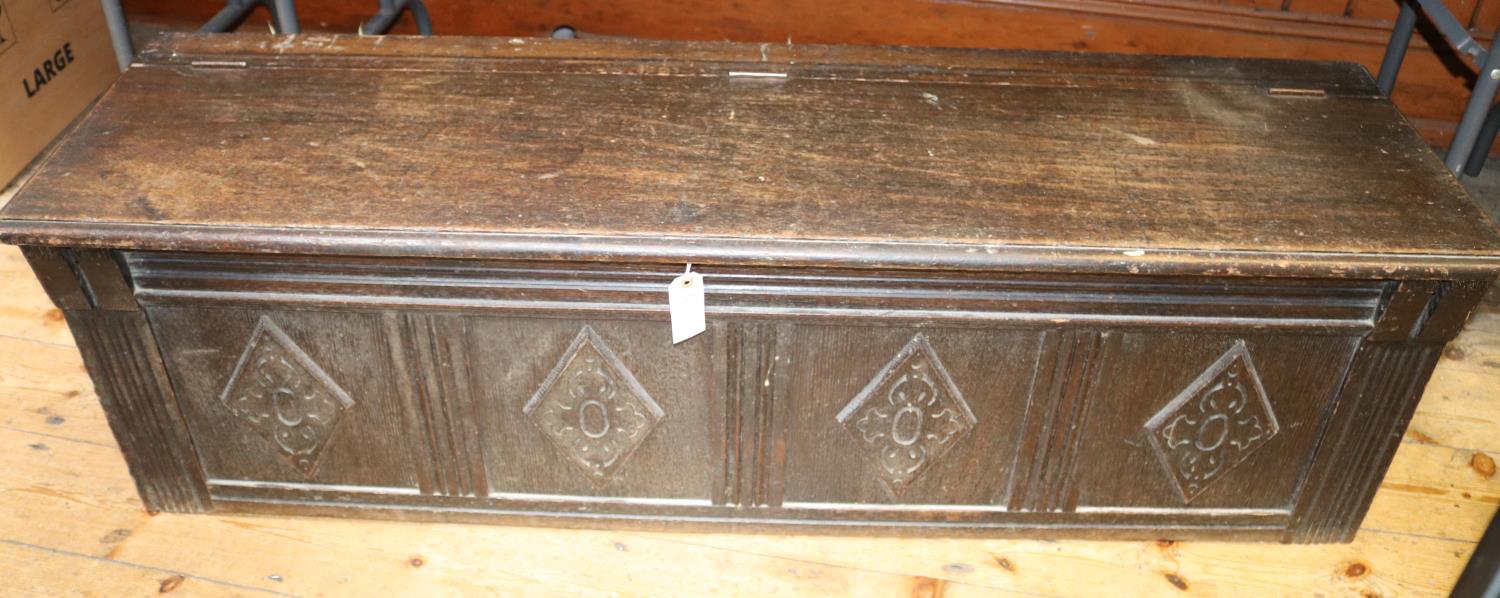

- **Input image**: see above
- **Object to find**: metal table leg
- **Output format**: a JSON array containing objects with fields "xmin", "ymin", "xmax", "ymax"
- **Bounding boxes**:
[
  {"xmin": 1464, "ymin": 104, "xmax": 1500, "ymax": 176},
  {"xmin": 360, "ymin": 0, "xmax": 433, "ymax": 36},
  {"xmin": 1445, "ymin": 44, "xmax": 1500, "ymax": 174},
  {"xmin": 1373, "ymin": 0, "xmax": 1500, "ymax": 176},
  {"xmin": 99, "ymin": 0, "xmax": 132, "ymax": 71},
  {"xmin": 1452, "ymin": 510, "xmax": 1500, "ymax": 598},
  {"xmin": 272, "ymin": 0, "xmax": 300, "ymax": 34},
  {"xmin": 203, "ymin": 0, "xmax": 300, "ymax": 34},
  {"xmin": 1376, "ymin": 1, "xmax": 1418, "ymax": 97}
]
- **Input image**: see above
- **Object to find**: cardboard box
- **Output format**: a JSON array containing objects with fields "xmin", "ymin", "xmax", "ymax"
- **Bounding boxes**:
[{"xmin": 0, "ymin": 0, "xmax": 119, "ymax": 185}]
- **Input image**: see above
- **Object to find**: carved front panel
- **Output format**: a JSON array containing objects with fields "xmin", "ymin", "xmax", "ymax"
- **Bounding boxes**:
[
  {"xmin": 837, "ymin": 334, "xmax": 975, "ymax": 496},
  {"xmin": 1070, "ymin": 332, "xmax": 1358, "ymax": 511},
  {"xmin": 524, "ymin": 327, "xmax": 665, "ymax": 484},
  {"xmin": 220, "ymin": 317, "xmax": 355, "ymax": 476},
  {"xmin": 781, "ymin": 326, "xmax": 1039, "ymax": 506},
  {"xmin": 467, "ymin": 318, "xmax": 720, "ymax": 501},
  {"xmin": 1145, "ymin": 342, "xmax": 1279, "ymax": 502},
  {"xmin": 146, "ymin": 303, "xmax": 1370, "ymax": 524},
  {"xmin": 125, "ymin": 245, "xmax": 1391, "ymax": 536},
  {"xmin": 149, "ymin": 307, "xmax": 423, "ymax": 489}
]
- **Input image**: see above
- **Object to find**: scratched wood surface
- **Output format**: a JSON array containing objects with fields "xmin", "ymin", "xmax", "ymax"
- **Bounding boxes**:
[
  {"xmin": 107, "ymin": 0, "xmax": 1500, "ymax": 151},
  {"xmin": 5, "ymin": 34, "xmax": 1500, "ymax": 269},
  {"xmin": 0, "ymin": 234, "xmax": 1496, "ymax": 593}
]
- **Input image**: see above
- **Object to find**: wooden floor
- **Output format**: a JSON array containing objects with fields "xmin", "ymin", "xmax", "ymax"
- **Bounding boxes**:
[{"xmin": 0, "ymin": 249, "xmax": 1496, "ymax": 596}]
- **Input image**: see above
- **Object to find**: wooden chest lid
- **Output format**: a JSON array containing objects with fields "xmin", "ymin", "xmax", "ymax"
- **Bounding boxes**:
[{"xmin": 3, "ymin": 33, "xmax": 1499, "ymax": 279}]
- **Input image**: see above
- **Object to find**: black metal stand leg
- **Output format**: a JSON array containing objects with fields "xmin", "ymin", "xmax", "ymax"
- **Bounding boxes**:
[
  {"xmin": 202, "ymin": 0, "xmax": 253, "ymax": 32},
  {"xmin": 202, "ymin": 0, "xmax": 300, "ymax": 34},
  {"xmin": 408, "ymin": 0, "xmax": 432, "ymax": 35},
  {"xmin": 1451, "ymin": 510, "xmax": 1500, "ymax": 598},
  {"xmin": 100, "ymin": 0, "xmax": 133, "ymax": 71},
  {"xmin": 1377, "ymin": 1, "xmax": 1418, "ymax": 96},
  {"xmin": 1446, "ymin": 45, "xmax": 1500, "ymax": 174},
  {"xmin": 272, "ymin": 0, "xmax": 301, "ymax": 34},
  {"xmin": 1463, "ymin": 103, "xmax": 1500, "ymax": 176},
  {"xmin": 360, "ymin": 0, "xmax": 433, "ymax": 36}
]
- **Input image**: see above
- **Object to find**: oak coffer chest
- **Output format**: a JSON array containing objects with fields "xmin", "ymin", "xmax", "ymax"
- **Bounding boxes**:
[{"xmin": 4, "ymin": 33, "xmax": 1500, "ymax": 543}]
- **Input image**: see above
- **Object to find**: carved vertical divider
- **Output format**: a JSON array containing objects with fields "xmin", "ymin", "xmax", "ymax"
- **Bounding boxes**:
[
  {"xmin": 712, "ymin": 322, "xmax": 740, "ymax": 507},
  {"xmin": 1007, "ymin": 329, "xmax": 1115, "ymax": 512},
  {"xmin": 384, "ymin": 313, "xmax": 489, "ymax": 497},
  {"xmin": 721, "ymin": 322, "xmax": 792, "ymax": 508},
  {"xmin": 22, "ymin": 247, "xmax": 211, "ymax": 513}
]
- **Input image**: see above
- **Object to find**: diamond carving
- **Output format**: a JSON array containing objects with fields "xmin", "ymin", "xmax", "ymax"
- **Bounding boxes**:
[
  {"xmin": 219, "ymin": 317, "xmax": 354, "ymax": 476},
  {"xmin": 524, "ymin": 327, "xmax": 664, "ymax": 483},
  {"xmin": 1144, "ymin": 341, "xmax": 1280, "ymax": 503},
  {"xmin": 837, "ymin": 334, "xmax": 976, "ymax": 496}
]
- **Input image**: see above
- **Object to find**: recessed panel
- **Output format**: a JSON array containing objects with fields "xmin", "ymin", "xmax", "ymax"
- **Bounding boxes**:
[
  {"xmin": 149, "ymin": 307, "xmax": 421, "ymax": 489},
  {"xmin": 466, "ymin": 318, "xmax": 719, "ymax": 501},
  {"xmin": 782, "ymin": 326, "xmax": 1040, "ymax": 506},
  {"xmin": 1073, "ymin": 332, "xmax": 1360, "ymax": 511}
]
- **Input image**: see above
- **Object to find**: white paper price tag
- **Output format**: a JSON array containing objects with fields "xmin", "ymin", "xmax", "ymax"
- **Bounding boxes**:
[{"xmin": 668, "ymin": 266, "xmax": 706, "ymax": 344}]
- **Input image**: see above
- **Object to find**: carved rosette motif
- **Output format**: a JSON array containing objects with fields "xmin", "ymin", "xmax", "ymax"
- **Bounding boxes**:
[
  {"xmin": 837, "ymin": 334, "xmax": 976, "ymax": 496},
  {"xmin": 1145, "ymin": 341, "xmax": 1280, "ymax": 503},
  {"xmin": 219, "ymin": 317, "xmax": 355, "ymax": 476},
  {"xmin": 524, "ymin": 327, "xmax": 665, "ymax": 484}
]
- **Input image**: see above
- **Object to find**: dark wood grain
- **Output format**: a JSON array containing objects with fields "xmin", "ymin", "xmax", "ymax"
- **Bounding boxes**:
[
  {"xmin": 1076, "ymin": 332, "xmax": 1359, "ymax": 512},
  {"xmin": 1008, "ymin": 330, "xmax": 1115, "ymax": 513},
  {"xmin": 1284, "ymin": 343, "xmax": 1443, "ymax": 542},
  {"xmin": 1284, "ymin": 279, "xmax": 1481, "ymax": 542},
  {"xmin": 2, "ymin": 34, "xmax": 1499, "ymax": 280},
  {"xmin": 4, "ymin": 35, "xmax": 1499, "ymax": 542},
  {"xmin": 22, "ymin": 245, "xmax": 212, "ymax": 513},
  {"xmin": 68, "ymin": 309, "xmax": 212, "ymax": 513},
  {"xmin": 18, "ymin": 244, "xmax": 1494, "ymax": 541},
  {"xmin": 111, "ymin": 0, "xmax": 1500, "ymax": 149},
  {"xmin": 149, "ymin": 308, "xmax": 425, "ymax": 489},
  {"xmin": 121, "ymin": 252, "xmax": 1390, "ymax": 329},
  {"xmin": 387, "ymin": 313, "xmax": 489, "ymax": 497},
  {"xmin": 19, "ymin": 247, "xmax": 91, "ymax": 311}
]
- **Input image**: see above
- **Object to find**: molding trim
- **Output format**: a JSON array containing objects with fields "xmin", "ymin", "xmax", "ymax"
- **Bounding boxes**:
[{"xmin": 123, "ymin": 252, "xmax": 1388, "ymax": 330}]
